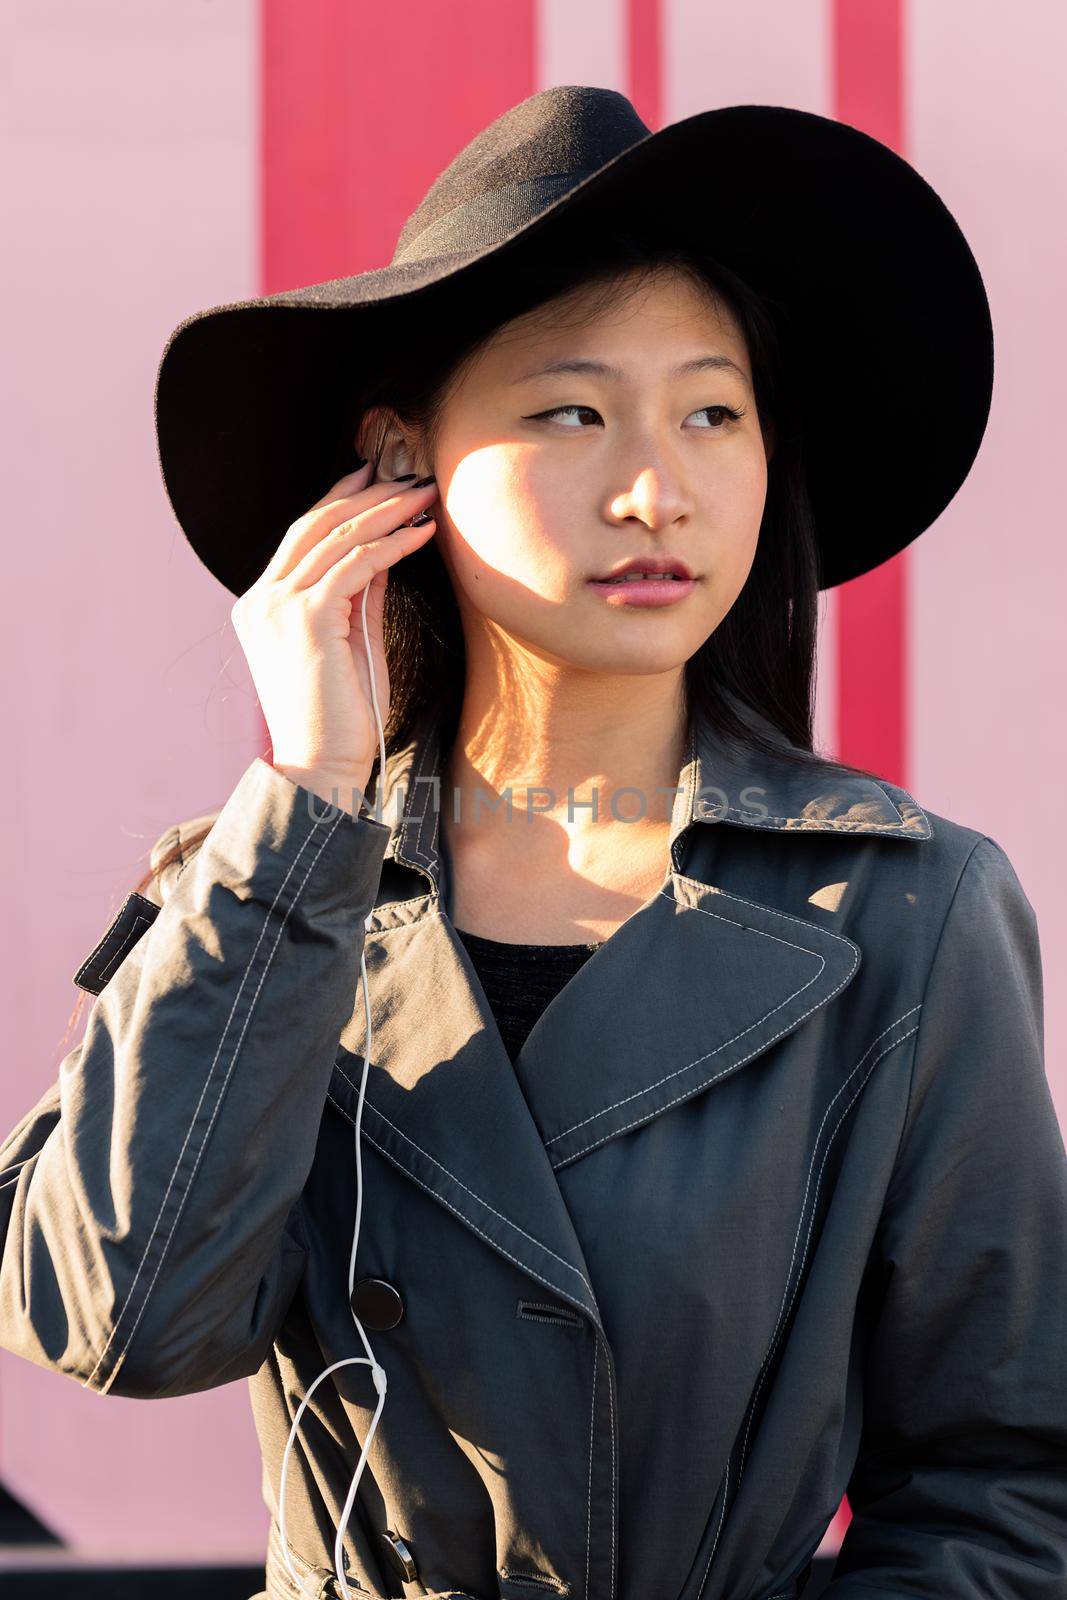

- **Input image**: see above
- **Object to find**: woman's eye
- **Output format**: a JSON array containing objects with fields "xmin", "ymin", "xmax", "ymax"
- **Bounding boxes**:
[
  {"xmin": 689, "ymin": 405, "xmax": 745, "ymax": 428},
  {"xmin": 527, "ymin": 404, "xmax": 744, "ymax": 429},
  {"xmin": 528, "ymin": 405, "xmax": 599, "ymax": 427}
]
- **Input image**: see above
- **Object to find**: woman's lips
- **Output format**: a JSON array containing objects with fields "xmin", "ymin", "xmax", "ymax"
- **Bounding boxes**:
[{"xmin": 586, "ymin": 575, "xmax": 697, "ymax": 606}]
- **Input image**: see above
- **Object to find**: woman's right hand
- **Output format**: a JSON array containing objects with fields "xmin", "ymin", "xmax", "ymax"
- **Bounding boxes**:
[{"xmin": 229, "ymin": 459, "xmax": 439, "ymax": 814}]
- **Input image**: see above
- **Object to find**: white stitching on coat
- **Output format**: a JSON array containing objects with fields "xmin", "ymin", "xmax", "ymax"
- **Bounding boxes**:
[
  {"xmin": 83, "ymin": 807, "xmax": 346, "ymax": 1391},
  {"xmin": 696, "ymin": 1009, "xmax": 922, "ymax": 1596},
  {"xmin": 333, "ymin": 1111, "xmax": 596, "ymax": 1325},
  {"xmin": 548, "ymin": 887, "xmax": 861, "ymax": 1162},
  {"xmin": 695, "ymin": 1459, "xmax": 730, "ymax": 1600},
  {"xmin": 408, "ymin": 708, "xmax": 442, "ymax": 873},
  {"xmin": 95, "ymin": 912, "xmax": 156, "ymax": 984},
  {"xmin": 674, "ymin": 722, "xmax": 698, "ymax": 859},
  {"xmin": 870, "ymin": 782, "xmax": 905, "ymax": 825},
  {"xmin": 330, "ymin": 1060, "xmax": 596, "ymax": 1302},
  {"xmin": 585, "ymin": 1332, "xmax": 596, "ymax": 1600},
  {"xmin": 411, "ymin": 708, "xmax": 434, "ymax": 868},
  {"xmin": 427, "ymin": 709, "xmax": 444, "ymax": 868},
  {"xmin": 547, "ymin": 897, "xmax": 827, "ymax": 1147},
  {"xmin": 735, "ymin": 1010, "xmax": 922, "ymax": 1483},
  {"xmin": 74, "ymin": 893, "xmax": 158, "ymax": 980}
]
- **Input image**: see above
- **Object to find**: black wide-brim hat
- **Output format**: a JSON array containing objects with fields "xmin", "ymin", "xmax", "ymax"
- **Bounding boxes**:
[{"xmin": 155, "ymin": 85, "xmax": 994, "ymax": 597}]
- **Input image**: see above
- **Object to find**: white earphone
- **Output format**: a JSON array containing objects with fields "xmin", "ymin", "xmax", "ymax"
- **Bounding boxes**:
[{"xmin": 278, "ymin": 571, "xmax": 390, "ymax": 1600}]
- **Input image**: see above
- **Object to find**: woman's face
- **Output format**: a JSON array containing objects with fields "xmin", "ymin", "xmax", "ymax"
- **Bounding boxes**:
[{"xmin": 422, "ymin": 265, "xmax": 769, "ymax": 679}]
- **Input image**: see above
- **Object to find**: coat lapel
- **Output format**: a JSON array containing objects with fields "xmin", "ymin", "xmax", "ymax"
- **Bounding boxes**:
[
  {"xmin": 330, "ymin": 902, "xmax": 604, "ymax": 1326},
  {"xmin": 511, "ymin": 868, "xmax": 861, "ymax": 1171},
  {"xmin": 327, "ymin": 693, "xmax": 931, "ymax": 1320}
]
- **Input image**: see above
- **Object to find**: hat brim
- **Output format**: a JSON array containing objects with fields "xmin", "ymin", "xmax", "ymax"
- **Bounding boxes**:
[{"xmin": 155, "ymin": 103, "xmax": 993, "ymax": 597}]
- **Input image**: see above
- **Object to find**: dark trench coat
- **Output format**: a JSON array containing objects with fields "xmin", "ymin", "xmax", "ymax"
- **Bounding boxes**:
[{"xmin": 2, "ymin": 696, "xmax": 1066, "ymax": 1600}]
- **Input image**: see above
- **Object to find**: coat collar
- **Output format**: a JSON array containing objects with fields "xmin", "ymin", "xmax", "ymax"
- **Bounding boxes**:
[
  {"xmin": 368, "ymin": 688, "xmax": 931, "ymax": 894},
  {"xmin": 326, "ymin": 691, "xmax": 930, "ymax": 1335}
]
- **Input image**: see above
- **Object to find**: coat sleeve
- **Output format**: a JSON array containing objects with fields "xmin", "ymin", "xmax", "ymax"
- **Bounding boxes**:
[
  {"xmin": 0, "ymin": 756, "xmax": 390, "ymax": 1400},
  {"xmin": 826, "ymin": 834, "xmax": 1067, "ymax": 1597}
]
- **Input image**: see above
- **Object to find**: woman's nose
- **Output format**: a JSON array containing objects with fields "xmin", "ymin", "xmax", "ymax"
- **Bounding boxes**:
[{"xmin": 608, "ymin": 465, "xmax": 690, "ymax": 529}]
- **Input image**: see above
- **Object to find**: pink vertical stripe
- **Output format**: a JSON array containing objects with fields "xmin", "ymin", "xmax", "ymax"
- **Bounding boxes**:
[{"xmin": 832, "ymin": 0, "xmax": 908, "ymax": 788}]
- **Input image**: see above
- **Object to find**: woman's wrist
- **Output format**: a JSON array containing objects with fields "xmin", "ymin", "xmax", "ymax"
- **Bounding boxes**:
[{"xmin": 272, "ymin": 763, "xmax": 374, "ymax": 819}]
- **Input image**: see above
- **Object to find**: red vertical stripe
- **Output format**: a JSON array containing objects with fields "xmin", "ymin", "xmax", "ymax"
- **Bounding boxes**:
[
  {"xmin": 832, "ymin": 0, "xmax": 909, "ymax": 788},
  {"xmin": 628, "ymin": 0, "xmax": 663, "ymax": 131},
  {"xmin": 258, "ymin": 0, "xmax": 537, "ymax": 754},
  {"xmin": 261, "ymin": 0, "xmax": 537, "ymax": 297},
  {"xmin": 827, "ymin": 0, "xmax": 908, "ymax": 1553}
]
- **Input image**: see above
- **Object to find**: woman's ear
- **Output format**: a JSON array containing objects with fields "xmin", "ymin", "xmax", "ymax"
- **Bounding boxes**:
[
  {"xmin": 355, "ymin": 405, "xmax": 422, "ymax": 480},
  {"xmin": 374, "ymin": 428, "xmax": 417, "ymax": 481}
]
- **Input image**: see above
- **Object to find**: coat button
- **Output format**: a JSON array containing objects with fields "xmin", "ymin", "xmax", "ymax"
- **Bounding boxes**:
[{"xmin": 350, "ymin": 1277, "xmax": 404, "ymax": 1329}]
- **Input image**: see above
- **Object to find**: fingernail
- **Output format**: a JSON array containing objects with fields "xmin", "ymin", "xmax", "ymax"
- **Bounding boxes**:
[
  {"xmin": 410, "ymin": 511, "xmax": 434, "ymax": 526},
  {"xmin": 412, "ymin": 474, "xmax": 436, "ymax": 488},
  {"xmin": 394, "ymin": 473, "xmax": 417, "ymax": 482}
]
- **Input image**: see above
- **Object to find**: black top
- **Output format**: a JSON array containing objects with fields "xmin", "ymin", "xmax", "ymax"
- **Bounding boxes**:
[{"xmin": 455, "ymin": 926, "xmax": 603, "ymax": 1063}]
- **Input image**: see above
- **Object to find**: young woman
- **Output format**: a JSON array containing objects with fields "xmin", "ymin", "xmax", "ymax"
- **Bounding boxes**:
[{"xmin": 3, "ymin": 88, "xmax": 1066, "ymax": 1600}]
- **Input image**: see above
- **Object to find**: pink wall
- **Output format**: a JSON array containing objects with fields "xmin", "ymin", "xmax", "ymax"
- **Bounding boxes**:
[
  {"xmin": 1, "ymin": 0, "xmax": 268, "ymax": 1560},
  {"xmin": 907, "ymin": 0, "xmax": 1067, "ymax": 1127},
  {"xmin": 1, "ymin": 0, "xmax": 1062, "ymax": 1568}
]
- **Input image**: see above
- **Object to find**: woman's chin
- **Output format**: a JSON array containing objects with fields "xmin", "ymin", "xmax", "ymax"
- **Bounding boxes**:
[{"xmin": 546, "ymin": 635, "xmax": 698, "ymax": 677}]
